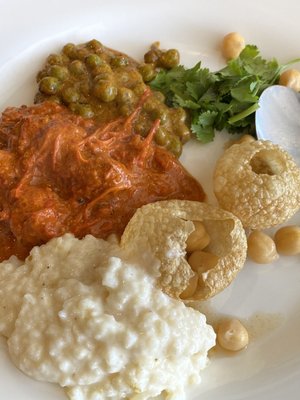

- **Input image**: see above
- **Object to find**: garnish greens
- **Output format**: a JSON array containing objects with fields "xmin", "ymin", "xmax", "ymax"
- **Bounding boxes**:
[{"xmin": 150, "ymin": 45, "xmax": 299, "ymax": 143}]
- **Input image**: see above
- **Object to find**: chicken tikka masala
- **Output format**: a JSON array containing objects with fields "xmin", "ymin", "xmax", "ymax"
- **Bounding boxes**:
[{"xmin": 0, "ymin": 91, "xmax": 205, "ymax": 261}]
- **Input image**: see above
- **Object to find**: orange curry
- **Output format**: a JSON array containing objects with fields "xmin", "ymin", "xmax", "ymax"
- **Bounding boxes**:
[{"xmin": 0, "ymin": 92, "xmax": 205, "ymax": 261}]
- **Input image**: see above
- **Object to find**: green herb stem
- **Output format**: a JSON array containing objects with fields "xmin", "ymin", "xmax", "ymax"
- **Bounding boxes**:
[{"xmin": 228, "ymin": 103, "xmax": 260, "ymax": 124}]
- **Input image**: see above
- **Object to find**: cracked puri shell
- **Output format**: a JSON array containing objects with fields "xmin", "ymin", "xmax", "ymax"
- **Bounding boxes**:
[
  {"xmin": 213, "ymin": 140, "xmax": 300, "ymax": 229},
  {"xmin": 121, "ymin": 200, "xmax": 247, "ymax": 301}
]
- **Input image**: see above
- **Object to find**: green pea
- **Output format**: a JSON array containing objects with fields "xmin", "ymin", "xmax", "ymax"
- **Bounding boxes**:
[
  {"xmin": 150, "ymin": 107, "xmax": 168, "ymax": 124},
  {"xmin": 36, "ymin": 70, "xmax": 47, "ymax": 82},
  {"xmin": 76, "ymin": 104, "xmax": 94, "ymax": 118},
  {"xmin": 173, "ymin": 107, "xmax": 187, "ymax": 123},
  {"xmin": 144, "ymin": 49, "xmax": 160, "ymax": 64},
  {"xmin": 111, "ymin": 56, "xmax": 129, "ymax": 68},
  {"xmin": 155, "ymin": 127, "xmax": 170, "ymax": 146},
  {"xmin": 39, "ymin": 77, "xmax": 60, "ymax": 95},
  {"xmin": 133, "ymin": 81, "xmax": 147, "ymax": 97},
  {"xmin": 167, "ymin": 135, "xmax": 182, "ymax": 157},
  {"xmin": 36, "ymin": 93, "xmax": 61, "ymax": 104},
  {"xmin": 138, "ymin": 63, "xmax": 156, "ymax": 82},
  {"xmin": 116, "ymin": 87, "xmax": 136, "ymax": 105},
  {"xmin": 61, "ymin": 86, "xmax": 80, "ymax": 104},
  {"xmin": 62, "ymin": 43, "xmax": 77, "ymax": 59},
  {"xmin": 34, "ymin": 92, "xmax": 45, "ymax": 103},
  {"xmin": 45, "ymin": 95, "xmax": 61, "ymax": 105},
  {"xmin": 134, "ymin": 118, "xmax": 152, "ymax": 137},
  {"xmin": 77, "ymin": 47, "xmax": 90, "ymax": 60},
  {"xmin": 48, "ymin": 65, "xmax": 69, "ymax": 81},
  {"xmin": 80, "ymin": 80, "xmax": 91, "ymax": 96},
  {"xmin": 115, "ymin": 70, "xmax": 130, "ymax": 86},
  {"xmin": 86, "ymin": 39, "xmax": 103, "ymax": 52},
  {"xmin": 119, "ymin": 104, "xmax": 134, "ymax": 117},
  {"xmin": 92, "ymin": 63, "xmax": 113, "ymax": 78},
  {"xmin": 152, "ymin": 90, "xmax": 165, "ymax": 102},
  {"xmin": 93, "ymin": 80, "xmax": 118, "ymax": 102},
  {"xmin": 69, "ymin": 60, "xmax": 86, "ymax": 76},
  {"xmin": 143, "ymin": 98, "xmax": 157, "ymax": 113},
  {"xmin": 46, "ymin": 53, "xmax": 65, "ymax": 65},
  {"xmin": 159, "ymin": 49, "xmax": 180, "ymax": 69},
  {"xmin": 176, "ymin": 125, "xmax": 191, "ymax": 144},
  {"xmin": 85, "ymin": 54, "xmax": 103, "ymax": 69}
]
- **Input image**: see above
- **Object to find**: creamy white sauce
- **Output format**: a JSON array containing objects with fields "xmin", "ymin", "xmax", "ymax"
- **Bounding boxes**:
[{"xmin": 0, "ymin": 233, "xmax": 216, "ymax": 400}]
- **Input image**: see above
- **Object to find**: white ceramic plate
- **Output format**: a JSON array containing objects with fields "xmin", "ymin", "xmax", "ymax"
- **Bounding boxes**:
[{"xmin": 0, "ymin": 0, "xmax": 300, "ymax": 399}]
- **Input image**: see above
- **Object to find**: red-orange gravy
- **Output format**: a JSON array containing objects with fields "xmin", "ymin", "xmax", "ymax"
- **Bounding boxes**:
[{"xmin": 0, "ymin": 98, "xmax": 205, "ymax": 261}]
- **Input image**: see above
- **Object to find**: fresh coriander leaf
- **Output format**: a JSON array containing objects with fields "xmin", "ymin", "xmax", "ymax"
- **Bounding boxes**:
[
  {"xmin": 192, "ymin": 124, "xmax": 215, "ymax": 143},
  {"xmin": 149, "ymin": 43, "xmax": 300, "ymax": 144},
  {"xmin": 230, "ymin": 80, "xmax": 259, "ymax": 103},
  {"xmin": 173, "ymin": 94, "xmax": 200, "ymax": 109},
  {"xmin": 191, "ymin": 111, "xmax": 218, "ymax": 143}
]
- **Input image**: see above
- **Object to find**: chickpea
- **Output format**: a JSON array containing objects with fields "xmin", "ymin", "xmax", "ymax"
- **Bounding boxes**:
[
  {"xmin": 179, "ymin": 273, "xmax": 198, "ymax": 299},
  {"xmin": 279, "ymin": 69, "xmax": 300, "ymax": 92},
  {"xmin": 274, "ymin": 225, "xmax": 300, "ymax": 255},
  {"xmin": 279, "ymin": 68, "xmax": 300, "ymax": 92},
  {"xmin": 217, "ymin": 318, "xmax": 249, "ymax": 351},
  {"xmin": 188, "ymin": 250, "xmax": 219, "ymax": 275},
  {"xmin": 186, "ymin": 221, "xmax": 210, "ymax": 253},
  {"xmin": 221, "ymin": 32, "xmax": 245, "ymax": 60},
  {"xmin": 247, "ymin": 230, "xmax": 279, "ymax": 264},
  {"xmin": 250, "ymin": 231, "xmax": 276, "ymax": 260}
]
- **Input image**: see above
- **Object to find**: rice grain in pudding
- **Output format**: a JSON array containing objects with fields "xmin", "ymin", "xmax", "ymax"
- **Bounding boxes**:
[{"xmin": 0, "ymin": 233, "xmax": 215, "ymax": 400}]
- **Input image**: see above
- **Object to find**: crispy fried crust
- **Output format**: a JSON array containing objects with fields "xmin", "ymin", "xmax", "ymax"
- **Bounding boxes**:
[
  {"xmin": 121, "ymin": 200, "xmax": 247, "ymax": 300},
  {"xmin": 213, "ymin": 140, "xmax": 300, "ymax": 229}
]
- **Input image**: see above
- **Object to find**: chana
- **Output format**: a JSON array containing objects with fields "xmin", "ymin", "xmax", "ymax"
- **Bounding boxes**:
[
  {"xmin": 179, "ymin": 273, "xmax": 198, "ymax": 299},
  {"xmin": 274, "ymin": 225, "xmax": 300, "ymax": 255},
  {"xmin": 279, "ymin": 69, "xmax": 300, "ymax": 92},
  {"xmin": 247, "ymin": 230, "xmax": 279, "ymax": 264},
  {"xmin": 188, "ymin": 250, "xmax": 219, "ymax": 274},
  {"xmin": 186, "ymin": 221, "xmax": 210, "ymax": 252},
  {"xmin": 217, "ymin": 318, "xmax": 249, "ymax": 351},
  {"xmin": 221, "ymin": 32, "xmax": 245, "ymax": 60}
]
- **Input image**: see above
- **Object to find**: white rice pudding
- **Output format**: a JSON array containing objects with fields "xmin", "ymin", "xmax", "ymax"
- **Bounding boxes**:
[{"xmin": 0, "ymin": 234, "xmax": 215, "ymax": 400}]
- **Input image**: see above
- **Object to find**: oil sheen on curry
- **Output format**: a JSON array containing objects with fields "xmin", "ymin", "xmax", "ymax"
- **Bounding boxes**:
[{"xmin": 0, "ymin": 95, "xmax": 205, "ymax": 261}]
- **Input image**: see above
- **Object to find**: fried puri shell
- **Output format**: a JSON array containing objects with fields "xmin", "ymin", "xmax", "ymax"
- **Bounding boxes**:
[
  {"xmin": 121, "ymin": 200, "xmax": 247, "ymax": 301},
  {"xmin": 213, "ymin": 140, "xmax": 300, "ymax": 229}
]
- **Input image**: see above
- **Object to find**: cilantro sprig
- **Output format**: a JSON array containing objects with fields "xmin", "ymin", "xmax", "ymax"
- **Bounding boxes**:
[{"xmin": 150, "ymin": 45, "xmax": 300, "ymax": 143}]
